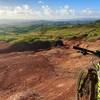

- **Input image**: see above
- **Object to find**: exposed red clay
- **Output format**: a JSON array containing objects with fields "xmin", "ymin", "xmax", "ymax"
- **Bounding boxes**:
[{"xmin": 0, "ymin": 40, "xmax": 99, "ymax": 100}]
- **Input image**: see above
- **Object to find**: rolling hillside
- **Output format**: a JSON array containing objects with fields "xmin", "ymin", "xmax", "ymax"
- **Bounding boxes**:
[{"xmin": 0, "ymin": 19, "xmax": 100, "ymax": 44}]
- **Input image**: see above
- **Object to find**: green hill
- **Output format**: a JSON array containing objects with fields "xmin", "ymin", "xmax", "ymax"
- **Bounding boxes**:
[{"xmin": 0, "ymin": 20, "xmax": 100, "ymax": 44}]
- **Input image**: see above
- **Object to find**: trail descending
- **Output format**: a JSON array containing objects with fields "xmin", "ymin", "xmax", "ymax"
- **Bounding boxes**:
[{"xmin": 0, "ymin": 40, "xmax": 99, "ymax": 100}]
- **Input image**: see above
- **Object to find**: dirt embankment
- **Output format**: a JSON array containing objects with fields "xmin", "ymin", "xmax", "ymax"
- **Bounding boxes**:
[
  {"xmin": 0, "ymin": 41, "xmax": 52, "ymax": 54},
  {"xmin": 0, "ymin": 40, "xmax": 100, "ymax": 100}
]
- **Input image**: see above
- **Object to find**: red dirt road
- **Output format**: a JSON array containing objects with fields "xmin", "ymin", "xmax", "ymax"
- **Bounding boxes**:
[{"xmin": 0, "ymin": 40, "xmax": 100, "ymax": 100}]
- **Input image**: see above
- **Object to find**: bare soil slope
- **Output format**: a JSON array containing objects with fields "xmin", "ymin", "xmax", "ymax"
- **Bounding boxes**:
[{"xmin": 0, "ymin": 40, "xmax": 100, "ymax": 100}]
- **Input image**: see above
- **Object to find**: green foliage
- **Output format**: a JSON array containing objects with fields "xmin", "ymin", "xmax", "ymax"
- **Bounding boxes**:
[{"xmin": 0, "ymin": 20, "xmax": 100, "ymax": 44}]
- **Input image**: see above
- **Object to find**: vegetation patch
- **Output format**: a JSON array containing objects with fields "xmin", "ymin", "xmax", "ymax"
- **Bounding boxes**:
[{"xmin": 0, "ymin": 20, "xmax": 100, "ymax": 44}]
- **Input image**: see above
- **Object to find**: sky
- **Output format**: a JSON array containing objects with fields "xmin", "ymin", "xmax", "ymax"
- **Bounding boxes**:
[{"xmin": 0, "ymin": 0, "xmax": 100, "ymax": 20}]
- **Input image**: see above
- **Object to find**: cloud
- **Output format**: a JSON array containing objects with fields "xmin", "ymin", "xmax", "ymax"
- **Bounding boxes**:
[
  {"xmin": 0, "ymin": 4, "xmax": 100, "ymax": 20},
  {"xmin": 35, "ymin": 5, "xmax": 75, "ymax": 20},
  {"xmin": 38, "ymin": 0, "xmax": 44, "ymax": 4},
  {"xmin": 41, "ymin": 5, "xmax": 53, "ymax": 17},
  {"xmin": 82, "ymin": 8, "xmax": 94, "ymax": 15},
  {"xmin": 0, "ymin": 5, "xmax": 37, "ymax": 19},
  {"xmin": 77, "ymin": 8, "xmax": 100, "ymax": 18},
  {"xmin": 57, "ymin": 5, "xmax": 75, "ymax": 19}
]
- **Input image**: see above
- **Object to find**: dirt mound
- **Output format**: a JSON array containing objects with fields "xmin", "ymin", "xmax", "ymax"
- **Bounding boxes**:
[{"xmin": 0, "ymin": 41, "xmax": 52, "ymax": 54}]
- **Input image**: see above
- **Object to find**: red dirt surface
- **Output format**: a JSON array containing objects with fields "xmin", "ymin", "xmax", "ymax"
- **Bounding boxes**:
[{"xmin": 0, "ymin": 40, "xmax": 100, "ymax": 100}]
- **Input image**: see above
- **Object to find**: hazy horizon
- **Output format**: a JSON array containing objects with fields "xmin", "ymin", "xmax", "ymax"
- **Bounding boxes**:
[
  {"xmin": 0, "ymin": 18, "xmax": 99, "ymax": 25},
  {"xmin": 0, "ymin": 0, "xmax": 100, "ymax": 20}
]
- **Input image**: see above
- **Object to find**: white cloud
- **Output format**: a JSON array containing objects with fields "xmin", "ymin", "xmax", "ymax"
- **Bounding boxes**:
[
  {"xmin": 0, "ymin": 4, "xmax": 100, "ymax": 20},
  {"xmin": 0, "ymin": 5, "xmax": 37, "ymax": 19},
  {"xmin": 57, "ymin": 5, "xmax": 75, "ymax": 18},
  {"xmin": 82, "ymin": 8, "xmax": 94, "ymax": 15},
  {"xmin": 41, "ymin": 5, "xmax": 53, "ymax": 18},
  {"xmin": 77, "ymin": 8, "xmax": 100, "ymax": 19},
  {"xmin": 38, "ymin": 0, "xmax": 44, "ymax": 4},
  {"xmin": 14, "ymin": 5, "xmax": 33, "ymax": 15}
]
